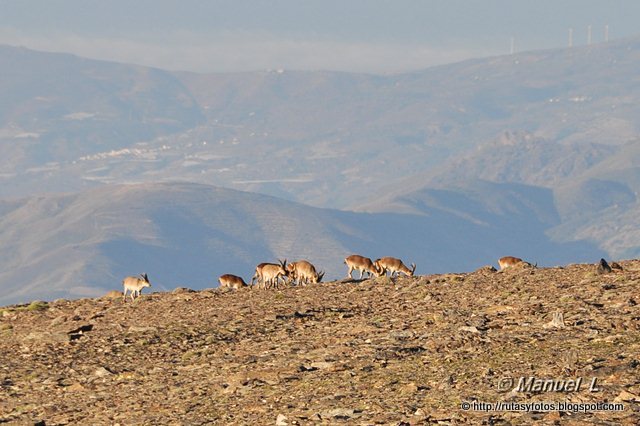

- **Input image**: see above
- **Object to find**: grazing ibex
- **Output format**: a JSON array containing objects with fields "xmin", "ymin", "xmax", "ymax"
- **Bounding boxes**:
[
  {"xmin": 218, "ymin": 274, "xmax": 249, "ymax": 289},
  {"xmin": 287, "ymin": 260, "xmax": 324, "ymax": 285},
  {"xmin": 344, "ymin": 255, "xmax": 383, "ymax": 280},
  {"xmin": 252, "ymin": 260, "xmax": 288, "ymax": 289},
  {"xmin": 498, "ymin": 256, "xmax": 536, "ymax": 270},
  {"xmin": 375, "ymin": 257, "xmax": 416, "ymax": 278},
  {"xmin": 123, "ymin": 273, "xmax": 151, "ymax": 302}
]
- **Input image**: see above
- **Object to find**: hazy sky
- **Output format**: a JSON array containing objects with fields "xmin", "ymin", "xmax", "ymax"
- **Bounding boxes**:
[{"xmin": 1, "ymin": 0, "xmax": 640, "ymax": 74}]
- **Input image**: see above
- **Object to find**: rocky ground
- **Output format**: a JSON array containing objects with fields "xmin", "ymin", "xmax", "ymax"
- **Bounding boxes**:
[{"xmin": 1, "ymin": 261, "xmax": 639, "ymax": 425}]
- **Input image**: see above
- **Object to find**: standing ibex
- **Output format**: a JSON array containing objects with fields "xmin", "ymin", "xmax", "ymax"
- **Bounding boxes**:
[
  {"xmin": 218, "ymin": 274, "xmax": 249, "ymax": 289},
  {"xmin": 123, "ymin": 273, "xmax": 151, "ymax": 302},
  {"xmin": 498, "ymin": 256, "xmax": 536, "ymax": 270},
  {"xmin": 344, "ymin": 255, "xmax": 383, "ymax": 280},
  {"xmin": 287, "ymin": 260, "xmax": 324, "ymax": 285},
  {"xmin": 252, "ymin": 260, "xmax": 288, "ymax": 289},
  {"xmin": 375, "ymin": 257, "xmax": 416, "ymax": 278}
]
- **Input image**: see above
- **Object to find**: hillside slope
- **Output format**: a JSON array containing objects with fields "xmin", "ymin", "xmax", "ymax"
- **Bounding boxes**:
[
  {"xmin": 0, "ymin": 182, "xmax": 604, "ymax": 305},
  {"xmin": 3, "ymin": 38, "xmax": 640, "ymax": 209},
  {"xmin": 0, "ymin": 45, "xmax": 204, "ymax": 198},
  {"xmin": 3, "ymin": 40, "xmax": 640, "ymax": 291},
  {"xmin": 1, "ymin": 262, "xmax": 638, "ymax": 424}
]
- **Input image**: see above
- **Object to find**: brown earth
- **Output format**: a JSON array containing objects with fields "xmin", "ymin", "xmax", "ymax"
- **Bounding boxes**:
[{"xmin": 1, "ymin": 261, "xmax": 639, "ymax": 425}]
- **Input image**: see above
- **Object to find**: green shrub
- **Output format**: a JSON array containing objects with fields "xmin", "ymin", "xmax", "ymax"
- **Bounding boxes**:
[{"xmin": 27, "ymin": 301, "xmax": 49, "ymax": 311}]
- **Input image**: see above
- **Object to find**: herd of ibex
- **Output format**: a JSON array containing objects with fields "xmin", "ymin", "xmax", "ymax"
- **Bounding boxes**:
[{"xmin": 122, "ymin": 254, "xmax": 541, "ymax": 300}]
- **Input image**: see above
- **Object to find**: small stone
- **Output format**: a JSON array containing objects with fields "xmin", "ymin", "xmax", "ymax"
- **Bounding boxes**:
[
  {"xmin": 94, "ymin": 367, "xmax": 114, "ymax": 377},
  {"xmin": 66, "ymin": 382, "xmax": 86, "ymax": 392},
  {"xmin": 23, "ymin": 331, "xmax": 70, "ymax": 344},
  {"xmin": 102, "ymin": 290, "xmax": 122, "ymax": 299},
  {"xmin": 128, "ymin": 326, "xmax": 158, "ymax": 333},
  {"xmin": 309, "ymin": 361, "xmax": 333, "ymax": 370},
  {"xmin": 275, "ymin": 414, "xmax": 288, "ymax": 425},
  {"xmin": 596, "ymin": 258, "xmax": 612, "ymax": 274},
  {"xmin": 390, "ymin": 330, "xmax": 415, "ymax": 340},
  {"xmin": 544, "ymin": 411, "xmax": 562, "ymax": 421},
  {"xmin": 401, "ymin": 382, "xmax": 418, "ymax": 394},
  {"xmin": 320, "ymin": 408, "xmax": 356, "ymax": 419},
  {"xmin": 614, "ymin": 390, "xmax": 639, "ymax": 402},
  {"xmin": 50, "ymin": 316, "xmax": 67, "ymax": 326},
  {"xmin": 172, "ymin": 287, "xmax": 195, "ymax": 294}
]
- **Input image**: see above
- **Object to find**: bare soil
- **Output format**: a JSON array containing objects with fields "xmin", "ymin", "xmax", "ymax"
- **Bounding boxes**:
[{"xmin": 1, "ymin": 261, "xmax": 639, "ymax": 425}]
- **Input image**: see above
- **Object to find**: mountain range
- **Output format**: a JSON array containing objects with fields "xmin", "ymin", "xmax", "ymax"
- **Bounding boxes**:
[
  {"xmin": 0, "ymin": 182, "xmax": 602, "ymax": 305},
  {"xmin": 2, "ymin": 37, "xmax": 640, "ymax": 303}
]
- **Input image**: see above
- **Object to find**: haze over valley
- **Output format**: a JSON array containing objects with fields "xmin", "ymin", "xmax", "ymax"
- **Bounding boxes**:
[{"xmin": 1, "ymin": 35, "xmax": 639, "ymax": 303}]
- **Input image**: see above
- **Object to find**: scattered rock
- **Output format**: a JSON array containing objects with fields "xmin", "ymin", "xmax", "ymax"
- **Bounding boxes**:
[
  {"xmin": 102, "ymin": 290, "xmax": 123, "ymax": 299},
  {"xmin": 475, "ymin": 265, "xmax": 497, "ymax": 273},
  {"xmin": 596, "ymin": 258, "xmax": 612, "ymax": 274},
  {"xmin": 275, "ymin": 414, "xmax": 288, "ymax": 425},
  {"xmin": 309, "ymin": 361, "xmax": 334, "ymax": 370},
  {"xmin": 485, "ymin": 305, "xmax": 514, "ymax": 314},
  {"xmin": 128, "ymin": 326, "xmax": 158, "ymax": 333},
  {"xmin": 390, "ymin": 330, "xmax": 415, "ymax": 340},
  {"xmin": 610, "ymin": 262, "xmax": 623, "ymax": 271},
  {"xmin": 172, "ymin": 287, "xmax": 195, "ymax": 294},
  {"xmin": 1, "ymin": 261, "xmax": 640, "ymax": 424},
  {"xmin": 66, "ymin": 382, "xmax": 87, "ymax": 392},
  {"xmin": 614, "ymin": 390, "xmax": 639, "ymax": 402},
  {"xmin": 23, "ymin": 331, "xmax": 70, "ymax": 344},
  {"xmin": 50, "ymin": 316, "xmax": 67, "ymax": 326},
  {"xmin": 544, "ymin": 411, "xmax": 562, "ymax": 422},
  {"xmin": 468, "ymin": 314, "xmax": 489, "ymax": 330},
  {"xmin": 275, "ymin": 311, "xmax": 314, "ymax": 320},
  {"xmin": 560, "ymin": 349, "xmax": 579, "ymax": 373},
  {"xmin": 67, "ymin": 324, "xmax": 94, "ymax": 335},
  {"xmin": 318, "ymin": 408, "xmax": 359, "ymax": 420},
  {"xmin": 93, "ymin": 366, "xmax": 114, "ymax": 377},
  {"xmin": 400, "ymin": 382, "xmax": 418, "ymax": 394}
]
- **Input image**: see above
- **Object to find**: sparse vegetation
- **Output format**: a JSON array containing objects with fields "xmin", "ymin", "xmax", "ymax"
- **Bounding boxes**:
[
  {"xmin": 0, "ymin": 261, "xmax": 638, "ymax": 424},
  {"xmin": 26, "ymin": 301, "xmax": 48, "ymax": 311}
]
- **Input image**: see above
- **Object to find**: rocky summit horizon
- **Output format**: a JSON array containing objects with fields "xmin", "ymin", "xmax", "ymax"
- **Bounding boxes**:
[{"xmin": 1, "ymin": 260, "xmax": 638, "ymax": 424}]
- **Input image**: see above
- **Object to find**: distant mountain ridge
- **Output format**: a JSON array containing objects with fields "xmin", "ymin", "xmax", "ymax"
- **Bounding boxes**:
[
  {"xmin": 3, "ymin": 39, "xmax": 640, "ymax": 205},
  {"xmin": 1, "ymin": 39, "xmax": 640, "ymax": 302},
  {"xmin": 0, "ymin": 182, "xmax": 603, "ymax": 305}
]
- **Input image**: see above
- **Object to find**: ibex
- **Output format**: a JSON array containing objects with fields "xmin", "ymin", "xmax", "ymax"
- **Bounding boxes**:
[
  {"xmin": 344, "ymin": 255, "xmax": 383, "ymax": 280},
  {"xmin": 287, "ymin": 260, "xmax": 324, "ymax": 285},
  {"xmin": 123, "ymin": 273, "xmax": 151, "ymax": 302},
  {"xmin": 498, "ymin": 256, "xmax": 536, "ymax": 270},
  {"xmin": 218, "ymin": 274, "xmax": 249, "ymax": 289},
  {"xmin": 252, "ymin": 260, "xmax": 288, "ymax": 289},
  {"xmin": 375, "ymin": 257, "xmax": 416, "ymax": 278}
]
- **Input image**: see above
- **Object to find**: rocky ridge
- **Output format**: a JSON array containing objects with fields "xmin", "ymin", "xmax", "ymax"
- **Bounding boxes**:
[{"xmin": 1, "ymin": 261, "xmax": 639, "ymax": 425}]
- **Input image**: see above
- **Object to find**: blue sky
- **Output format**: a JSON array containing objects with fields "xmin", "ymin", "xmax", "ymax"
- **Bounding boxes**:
[{"xmin": 1, "ymin": 0, "xmax": 639, "ymax": 73}]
